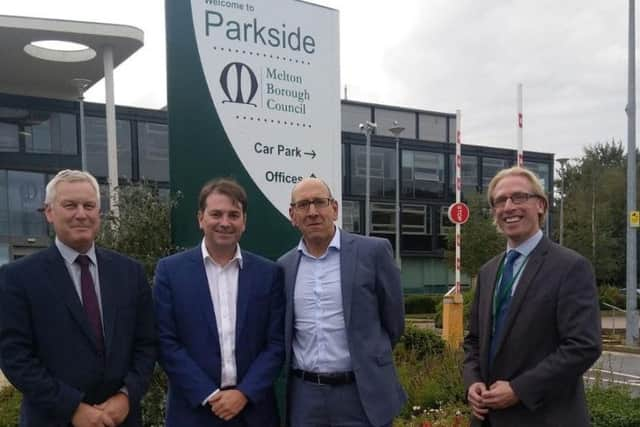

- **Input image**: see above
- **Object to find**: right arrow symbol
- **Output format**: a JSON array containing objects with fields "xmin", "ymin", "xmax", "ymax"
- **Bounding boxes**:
[{"xmin": 303, "ymin": 150, "xmax": 316, "ymax": 159}]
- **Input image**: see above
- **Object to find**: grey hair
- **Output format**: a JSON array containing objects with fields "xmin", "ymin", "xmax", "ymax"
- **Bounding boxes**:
[{"xmin": 45, "ymin": 169, "xmax": 100, "ymax": 207}]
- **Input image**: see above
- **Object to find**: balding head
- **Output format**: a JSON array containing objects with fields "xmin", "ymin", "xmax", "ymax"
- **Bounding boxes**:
[{"xmin": 290, "ymin": 178, "xmax": 333, "ymax": 204}]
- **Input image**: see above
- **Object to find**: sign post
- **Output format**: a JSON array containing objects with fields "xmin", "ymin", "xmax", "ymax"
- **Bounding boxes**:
[
  {"xmin": 166, "ymin": 0, "xmax": 340, "ymax": 257},
  {"xmin": 442, "ymin": 110, "xmax": 466, "ymax": 349}
]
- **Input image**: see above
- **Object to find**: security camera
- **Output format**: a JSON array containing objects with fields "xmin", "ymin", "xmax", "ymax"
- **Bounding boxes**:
[
  {"xmin": 366, "ymin": 121, "xmax": 377, "ymax": 129},
  {"xmin": 359, "ymin": 123, "xmax": 365, "ymax": 130}
]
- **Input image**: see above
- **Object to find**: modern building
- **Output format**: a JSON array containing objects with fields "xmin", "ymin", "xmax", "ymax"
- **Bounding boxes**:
[{"xmin": 0, "ymin": 15, "xmax": 554, "ymax": 292}]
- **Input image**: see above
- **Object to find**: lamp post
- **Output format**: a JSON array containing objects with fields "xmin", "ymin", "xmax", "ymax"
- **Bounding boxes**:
[
  {"xmin": 389, "ymin": 121, "xmax": 405, "ymax": 268},
  {"xmin": 359, "ymin": 121, "xmax": 377, "ymax": 236},
  {"xmin": 71, "ymin": 78, "xmax": 92, "ymax": 171},
  {"xmin": 557, "ymin": 158, "xmax": 569, "ymax": 246}
]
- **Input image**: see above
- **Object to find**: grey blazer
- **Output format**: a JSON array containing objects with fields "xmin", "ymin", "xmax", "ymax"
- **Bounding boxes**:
[
  {"xmin": 278, "ymin": 230, "xmax": 407, "ymax": 427},
  {"xmin": 463, "ymin": 237, "xmax": 602, "ymax": 427}
]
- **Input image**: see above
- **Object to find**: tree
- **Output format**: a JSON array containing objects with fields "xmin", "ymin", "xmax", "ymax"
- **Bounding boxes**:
[
  {"xmin": 554, "ymin": 140, "xmax": 628, "ymax": 286},
  {"xmin": 445, "ymin": 193, "xmax": 505, "ymax": 286}
]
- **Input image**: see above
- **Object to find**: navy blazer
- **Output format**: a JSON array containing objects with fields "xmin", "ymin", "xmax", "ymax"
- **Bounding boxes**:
[
  {"xmin": 0, "ymin": 245, "xmax": 156, "ymax": 427},
  {"xmin": 463, "ymin": 237, "xmax": 602, "ymax": 427},
  {"xmin": 278, "ymin": 231, "xmax": 407, "ymax": 427},
  {"xmin": 153, "ymin": 247, "xmax": 285, "ymax": 427}
]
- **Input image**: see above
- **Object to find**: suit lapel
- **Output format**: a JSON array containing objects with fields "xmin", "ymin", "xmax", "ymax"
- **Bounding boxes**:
[
  {"xmin": 235, "ymin": 252, "xmax": 251, "ymax": 343},
  {"xmin": 340, "ymin": 232, "xmax": 357, "ymax": 329},
  {"xmin": 97, "ymin": 248, "xmax": 117, "ymax": 355},
  {"xmin": 44, "ymin": 246, "xmax": 97, "ymax": 349},
  {"xmin": 480, "ymin": 255, "xmax": 502, "ymax": 371},
  {"xmin": 492, "ymin": 238, "xmax": 549, "ymax": 361},
  {"xmin": 283, "ymin": 249, "xmax": 301, "ymax": 364},
  {"xmin": 189, "ymin": 248, "xmax": 220, "ymax": 343}
]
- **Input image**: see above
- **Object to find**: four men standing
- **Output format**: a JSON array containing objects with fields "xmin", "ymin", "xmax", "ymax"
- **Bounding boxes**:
[{"xmin": 0, "ymin": 167, "xmax": 602, "ymax": 426}]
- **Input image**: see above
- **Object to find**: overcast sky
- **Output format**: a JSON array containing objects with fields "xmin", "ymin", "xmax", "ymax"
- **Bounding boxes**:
[{"xmin": 2, "ymin": 0, "xmax": 634, "ymax": 161}]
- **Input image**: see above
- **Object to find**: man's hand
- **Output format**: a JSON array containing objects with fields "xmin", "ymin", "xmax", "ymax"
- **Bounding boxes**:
[
  {"xmin": 209, "ymin": 389, "xmax": 248, "ymax": 421},
  {"xmin": 467, "ymin": 382, "xmax": 489, "ymax": 420},
  {"xmin": 94, "ymin": 392, "xmax": 130, "ymax": 426},
  {"xmin": 71, "ymin": 402, "xmax": 115, "ymax": 427},
  {"xmin": 483, "ymin": 380, "xmax": 519, "ymax": 409}
]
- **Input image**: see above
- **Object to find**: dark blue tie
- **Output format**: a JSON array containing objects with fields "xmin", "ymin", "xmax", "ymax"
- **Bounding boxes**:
[{"xmin": 489, "ymin": 250, "xmax": 520, "ymax": 364}]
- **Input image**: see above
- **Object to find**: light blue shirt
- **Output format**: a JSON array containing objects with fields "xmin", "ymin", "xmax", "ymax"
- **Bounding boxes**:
[
  {"xmin": 292, "ymin": 227, "xmax": 352, "ymax": 372},
  {"xmin": 503, "ymin": 229, "xmax": 543, "ymax": 295}
]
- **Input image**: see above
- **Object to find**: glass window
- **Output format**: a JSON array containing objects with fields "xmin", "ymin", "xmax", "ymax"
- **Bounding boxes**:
[
  {"xmin": 419, "ymin": 114, "xmax": 447, "ymax": 142},
  {"xmin": 24, "ymin": 112, "xmax": 77, "ymax": 155},
  {"xmin": 402, "ymin": 150, "xmax": 445, "ymax": 198},
  {"xmin": 482, "ymin": 157, "xmax": 509, "ymax": 189},
  {"xmin": 342, "ymin": 200, "xmax": 360, "ymax": 233},
  {"xmin": 99, "ymin": 184, "xmax": 110, "ymax": 214},
  {"xmin": 138, "ymin": 122, "xmax": 169, "ymax": 182},
  {"xmin": 341, "ymin": 104, "xmax": 372, "ymax": 133},
  {"xmin": 371, "ymin": 202, "xmax": 395, "ymax": 234},
  {"xmin": 449, "ymin": 155, "xmax": 478, "ymax": 194},
  {"xmin": 7, "ymin": 170, "xmax": 47, "ymax": 237},
  {"xmin": 0, "ymin": 122, "xmax": 19, "ymax": 152},
  {"xmin": 440, "ymin": 205, "xmax": 454, "ymax": 235},
  {"xmin": 374, "ymin": 108, "xmax": 416, "ymax": 139},
  {"xmin": 84, "ymin": 117, "xmax": 132, "ymax": 179},
  {"xmin": 402, "ymin": 204, "xmax": 430, "ymax": 235},
  {"xmin": 524, "ymin": 161, "xmax": 550, "ymax": 192},
  {"xmin": 350, "ymin": 145, "xmax": 396, "ymax": 198}
]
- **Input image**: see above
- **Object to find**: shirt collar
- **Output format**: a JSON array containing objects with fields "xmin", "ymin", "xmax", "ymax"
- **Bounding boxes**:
[
  {"xmin": 507, "ymin": 229, "xmax": 543, "ymax": 258},
  {"xmin": 55, "ymin": 237, "xmax": 97, "ymax": 266},
  {"xmin": 297, "ymin": 226, "xmax": 341, "ymax": 259},
  {"xmin": 200, "ymin": 239, "xmax": 243, "ymax": 268}
]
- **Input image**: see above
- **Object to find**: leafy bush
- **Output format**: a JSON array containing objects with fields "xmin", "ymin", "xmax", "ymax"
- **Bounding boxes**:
[
  {"xmin": 141, "ymin": 366, "xmax": 168, "ymax": 427},
  {"xmin": 405, "ymin": 294, "xmax": 438, "ymax": 315},
  {"xmin": 399, "ymin": 326, "xmax": 445, "ymax": 360},
  {"xmin": 599, "ymin": 285, "xmax": 626, "ymax": 310},
  {"xmin": 587, "ymin": 383, "xmax": 640, "ymax": 427}
]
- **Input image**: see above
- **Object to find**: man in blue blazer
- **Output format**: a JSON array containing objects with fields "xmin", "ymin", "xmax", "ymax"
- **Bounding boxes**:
[
  {"xmin": 278, "ymin": 178, "xmax": 406, "ymax": 427},
  {"xmin": 154, "ymin": 178, "xmax": 285, "ymax": 427},
  {"xmin": 0, "ymin": 170, "xmax": 156, "ymax": 427}
]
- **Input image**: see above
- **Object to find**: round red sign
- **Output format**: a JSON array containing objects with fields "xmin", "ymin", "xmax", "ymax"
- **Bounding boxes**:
[{"xmin": 448, "ymin": 202, "xmax": 470, "ymax": 225}]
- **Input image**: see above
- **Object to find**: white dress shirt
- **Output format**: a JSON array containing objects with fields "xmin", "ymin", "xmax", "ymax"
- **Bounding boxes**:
[{"xmin": 201, "ymin": 239, "xmax": 243, "ymax": 402}]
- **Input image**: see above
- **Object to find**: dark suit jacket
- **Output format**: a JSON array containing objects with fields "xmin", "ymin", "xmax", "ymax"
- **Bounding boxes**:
[
  {"xmin": 153, "ymin": 247, "xmax": 285, "ymax": 427},
  {"xmin": 463, "ymin": 237, "xmax": 602, "ymax": 427},
  {"xmin": 278, "ymin": 231, "xmax": 407, "ymax": 427},
  {"xmin": 0, "ymin": 245, "xmax": 156, "ymax": 427}
]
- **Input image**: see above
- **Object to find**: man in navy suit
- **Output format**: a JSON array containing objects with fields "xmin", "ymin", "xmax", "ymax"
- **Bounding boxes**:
[
  {"xmin": 154, "ymin": 178, "xmax": 285, "ymax": 427},
  {"xmin": 0, "ymin": 169, "xmax": 156, "ymax": 427},
  {"xmin": 278, "ymin": 178, "xmax": 406, "ymax": 427}
]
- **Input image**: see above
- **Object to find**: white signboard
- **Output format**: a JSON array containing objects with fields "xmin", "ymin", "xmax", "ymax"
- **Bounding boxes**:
[{"xmin": 190, "ymin": 0, "xmax": 341, "ymax": 217}]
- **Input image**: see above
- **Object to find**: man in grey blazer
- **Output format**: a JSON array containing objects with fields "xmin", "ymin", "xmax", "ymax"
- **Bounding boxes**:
[
  {"xmin": 278, "ymin": 178, "xmax": 406, "ymax": 427},
  {"xmin": 463, "ymin": 166, "xmax": 602, "ymax": 427}
]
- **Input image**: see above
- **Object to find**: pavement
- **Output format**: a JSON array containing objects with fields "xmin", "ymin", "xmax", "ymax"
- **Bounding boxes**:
[
  {"xmin": 0, "ymin": 370, "xmax": 8, "ymax": 389},
  {"xmin": 586, "ymin": 350, "xmax": 640, "ymax": 397}
]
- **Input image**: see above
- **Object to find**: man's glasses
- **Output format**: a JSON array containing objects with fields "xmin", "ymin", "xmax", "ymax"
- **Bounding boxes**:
[
  {"xmin": 290, "ymin": 197, "xmax": 333, "ymax": 211},
  {"xmin": 491, "ymin": 192, "xmax": 540, "ymax": 208}
]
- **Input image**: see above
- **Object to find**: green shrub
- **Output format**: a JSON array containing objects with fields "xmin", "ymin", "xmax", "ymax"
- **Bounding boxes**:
[
  {"xmin": 405, "ymin": 294, "xmax": 438, "ymax": 315},
  {"xmin": 587, "ymin": 383, "xmax": 640, "ymax": 427},
  {"xmin": 399, "ymin": 326, "xmax": 445, "ymax": 360},
  {"xmin": 0, "ymin": 386, "xmax": 21, "ymax": 426},
  {"xmin": 141, "ymin": 365, "xmax": 168, "ymax": 426},
  {"xmin": 599, "ymin": 285, "xmax": 626, "ymax": 310}
]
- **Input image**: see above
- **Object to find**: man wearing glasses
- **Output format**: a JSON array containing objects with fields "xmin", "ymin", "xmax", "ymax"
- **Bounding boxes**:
[
  {"xmin": 463, "ymin": 166, "xmax": 601, "ymax": 427},
  {"xmin": 278, "ymin": 177, "xmax": 406, "ymax": 427}
]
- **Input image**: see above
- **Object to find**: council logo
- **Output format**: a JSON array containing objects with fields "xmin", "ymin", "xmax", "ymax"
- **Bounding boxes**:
[{"xmin": 219, "ymin": 62, "xmax": 258, "ymax": 107}]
